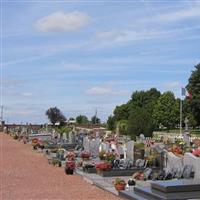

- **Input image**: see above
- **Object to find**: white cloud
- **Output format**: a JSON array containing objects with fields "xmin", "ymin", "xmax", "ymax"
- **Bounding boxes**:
[
  {"xmin": 35, "ymin": 11, "xmax": 91, "ymax": 32},
  {"xmin": 163, "ymin": 81, "xmax": 180, "ymax": 90},
  {"xmin": 86, "ymin": 86, "xmax": 112, "ymax": 95},
  {"xmin": 96, "ymin": 25, "xmax": 200, "ymax": 46},
  {"xmin": 151, "ymin": 7, "xmax": 200, "ymax": 23},
  {"xmin": 86, "ymin": 84, "xmax": 130, "ymax": 96},
  {"xmin": 21, "ymin": 93, "xmax": 32, "ymax": 97}
]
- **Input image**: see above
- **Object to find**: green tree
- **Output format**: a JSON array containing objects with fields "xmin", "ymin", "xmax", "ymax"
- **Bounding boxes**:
[
  {"xmin": 107, "ymin": 115, "xmax": 115, "ymax": 131},
  {"xmin": 130, "ymin": 88, "xmax": 161, "ymax": 110},
  {"xmin": 128, "ymin": 107, "xmax": 153, "ymax": 138},
  {"xmin": 153, "ymin": 92, "xmax": 179, "ymax": 131},
  {"xmin": 117, "ymin": 120, "xmax": 128, "ymax": 135},
  {"xmin": 91, "ymin": 116, "xmax": 101, "ymax": 124},
  {"xmin": 76, "ymin": 115, "xmax": 89, "ymax": 124},
  {"xmin": 113, "ymin": 103, "xmax": 130, "ymax": 121},
  {"xmin": 186, "ymin": 63, "xmax": 200, "ymax": 125},
  {"xmin": 46, "ymin": 107, "xmax": 66, "ymax": 126}
]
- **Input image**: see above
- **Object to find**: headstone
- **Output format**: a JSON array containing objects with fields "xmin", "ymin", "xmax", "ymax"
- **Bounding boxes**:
[
  {"xmin": 69, "ymin": 131, "xmax": 75, "ymax": 144},
  {"xmin": 83, "ymin": 136, "xmax": 90, "ymax": 152},
  {"xmin": 90, "ymin": 138, "xmax": 100, "ymax": 156},
  {"xmin": 126, "ymin": 141, "xmax": 134, "ymax": 160},
  {"xmin": 63, "ymin": 132, "xmax": 67, "ymax": 141}
]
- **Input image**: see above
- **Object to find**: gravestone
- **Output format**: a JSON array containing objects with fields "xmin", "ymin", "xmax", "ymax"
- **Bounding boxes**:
[
  {"xmin": 90, "ymin": 138, "xmax": 100, "ymax": 156},
  {"xmin": 126, "ymin": 141, "xmax": 134, "ymax": 160},
  {"xmin": 68, "ymin": 131, "xmax": 75, "ymax": 144},
  {"xmin": 83, "ymin": 136, "xmax": 90, "ymax": 152}
]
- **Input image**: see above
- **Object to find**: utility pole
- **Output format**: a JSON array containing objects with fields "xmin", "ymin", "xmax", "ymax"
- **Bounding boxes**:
[
  {"xmin": 95, "ymin": 109, "xmax": 97, "ymax": 124},
  {"xmin": 0, "ymin": 105, "xmax": 3, "ymax": 122}
]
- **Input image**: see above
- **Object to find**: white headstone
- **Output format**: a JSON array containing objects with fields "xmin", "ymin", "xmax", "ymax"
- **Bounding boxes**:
[
  {"xmin": 126, "ymin": 141, "xmax": 134, "ymax": 160},
  {"xmin": 83, "ymin": 136, "xmax": 90, "ymax": 152}
]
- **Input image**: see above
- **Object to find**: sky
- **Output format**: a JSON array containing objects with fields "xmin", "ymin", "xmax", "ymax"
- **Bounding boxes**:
[{"xmin": 1, "ymin": 0, "xmax": 200, "ymax": 124}]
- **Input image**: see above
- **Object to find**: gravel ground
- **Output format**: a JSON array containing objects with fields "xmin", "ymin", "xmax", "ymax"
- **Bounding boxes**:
[{"xmin": 0, "ymin": 133, "xmax": 121, "ymax": 200}]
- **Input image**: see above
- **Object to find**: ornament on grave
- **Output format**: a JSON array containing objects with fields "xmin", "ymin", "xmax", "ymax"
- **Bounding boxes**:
[
  {"xmin": 139, "ymin": 134, "xmax": 145, "ymax": 141},
  {"xmin": 184, "ymin": 117, "xmax": 189, "ymax": 131}
]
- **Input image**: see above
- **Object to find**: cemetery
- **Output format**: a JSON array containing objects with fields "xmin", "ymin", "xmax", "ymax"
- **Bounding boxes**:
[{"xmin": 3, "ymin": 122, "xmax": 200, "ymax": 200}]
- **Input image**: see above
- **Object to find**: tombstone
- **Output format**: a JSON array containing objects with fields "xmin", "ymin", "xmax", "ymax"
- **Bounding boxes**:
[
  {"xmin": 126, "ymin": 141, "xmax": 134, "ymax": 161},
  {"xmin": 89, "ymin": 138, "xmax": 100, "ymax": 156},
  {"xmin": 68, "ymin": 131, "xmax": 75, "ymax": 144},
  {"xmin": 63, "ymin": 132, "xmax": 67, "ymax": 141},
  {"xmin": 83, "ymin": 136, "xmax": 90, "ymax": 152},
  {"xmin": 183, "ymin": 131, "xmax": 190, "ymax": 147}
]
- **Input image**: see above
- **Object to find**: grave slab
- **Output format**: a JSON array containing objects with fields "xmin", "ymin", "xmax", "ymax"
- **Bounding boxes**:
[{"xmin": 151, "ymin": 179, "xmax": 200, "ymax": 193}]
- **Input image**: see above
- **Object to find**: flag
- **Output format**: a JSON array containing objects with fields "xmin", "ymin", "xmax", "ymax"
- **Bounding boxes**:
[
  {"xmin": 181, "ymin": 87, "xmax": 186, "ymax": 96},
  {"xmin": 181, "ymin": 87, "xmax": 192, "ymax": 98}
]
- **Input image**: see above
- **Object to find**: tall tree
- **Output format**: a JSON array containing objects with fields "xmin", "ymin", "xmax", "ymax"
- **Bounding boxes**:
[
  {"xmin": 117, "ymin": 120, "xmax": 128, "ymax": 135},
  {"xmin": 128, "ymin": 107, "xmax": 153, "ymax": 138},
  {"xmin": 153, "ymin": 92, "xmax": 179, "ymax": 131},
  {"xmin": 107, "ymin": 115, "xmax": 115, "ymax": 131},
  {"xmin": 186, "ymin": 63, "xmax": 200, "ymax": 125},
  {"xmin": 76, "ymin": 115, "xmax": 89, "ymax": 124},
  {"xmin": 46, "ymin": 107, "xmax": 66, "ymax": 126},
  {"xmin": 113, "ymin": 103, "xmax": 130, "ymax": 121},
  {"xmin": 91, "ymin": 116, "xmax": 101, "ymax": 124}
]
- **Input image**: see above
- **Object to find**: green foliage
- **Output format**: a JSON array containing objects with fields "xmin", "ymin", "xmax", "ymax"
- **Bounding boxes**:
[
  {"xmin": 134, "ymin": 142, "xmax": 145, "ymax": 149},
  {"xmin": 186, "ymin": 63, "xmax": 200, "ymax": 125},
  {"xmin": 107, "ymin": 115, "xmax": 116, "ymax": 130},
  {"xmin": 128, "ymin": 107, "xmax": 154, "ymax": 137},
  {"xmin": 45, "ymin": 107, "xmax": 66, "ymax": 126},
  {"xmin": 114, "ymin": 103, "xmax": 130, "ymax": 121},
  {"xmin": 76, "ymin": 115, "xmax": 89, "ymax": 124},
  {"xmin": 117, "ymin": 120, "xmax": 128, "ymax": 135},
  {"xmin": 113, "ymin": 88, "xmax": 160, "ymax": 138},
  {"xmin": 153, "ymin": 92, "xmax": 179, "ymax": 130},
  {"xmin": 57, "ymin": 126, "xmax": 71, "ymax": 137},
  {"xmin": 91, "ymin": 116, "xmax": 101, "ymax": 124},
  {"xmin": 131, "ymin": 88, "xmax": 160, "ymax": 110}
]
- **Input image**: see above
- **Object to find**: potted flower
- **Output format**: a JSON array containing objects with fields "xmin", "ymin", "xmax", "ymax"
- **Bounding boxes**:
[
  {"xmin": 67, "ymin": 152, "xmax": 76, "ymax": 161},
  {"xmin": 95, "ymin": 162, "xmax": 112, "ymax": 172},
  {"xmin": 81, "ymin": 152, "xmax": 90, "ymax": 160},
  {"xmin": 192, "ymin": 147, "xmax": 200, "ymax": 157},
  {"xmin": 65, "ymin": 161, "xmax": 75, "ymax": 175},
  {"xmin": 113, "ymin": 178, "xmax": 126, "ymax": 190},
  {"xmin": 99, "ymin": 150, "xmax": 106, "ymax": 160}
]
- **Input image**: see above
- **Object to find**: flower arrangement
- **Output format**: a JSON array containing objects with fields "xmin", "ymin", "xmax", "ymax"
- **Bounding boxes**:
[
  {"xmin": 192, "ymin": 147, "xmax": 200, "ymax": 157},
  {"xmin": 67, "ymin": 152, "xmax": 76, "ymax": 161},
  {"xmin": 170, "ymin": 144, "xmax": 183, "ymax": 156},
  {"xmin": 65, "ymin": 160, "xmax": 75, "ymax": 174},
  {"xmin": 105, "ymin": 152, "xmax": 116, "ymax": 162},
  {"xmin": 81, "ymin": 152, "xmax": 90, "ymax": 160},
  {"xmin": 132, "ymin": 172, "xmax": 145, "ymax": 181},
  {"xmin": 66, "ymin": 161, "xmax": 75, "ymax": 169},
  {"xmin": 95, "ymin": 162, "xmax": 112, "ymax": 171},
  {"xmin": 99, "ymin": 150, "xmax": 106, "ymax": 160},
  {"xmin": 113, "ymin": 178, "xmax": 126, "ymax": 190},
  {"xmin": 32, "ymin": 138, "xmax": 39, "ymax": 144}
]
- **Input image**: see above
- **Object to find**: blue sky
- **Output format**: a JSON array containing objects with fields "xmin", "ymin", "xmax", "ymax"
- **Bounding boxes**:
[{"xmin": 2, "ymin": 0, "xmax": 200, "ymax": 124}]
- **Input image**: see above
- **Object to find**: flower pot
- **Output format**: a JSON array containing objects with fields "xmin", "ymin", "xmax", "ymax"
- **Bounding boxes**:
[
  {"xmin": 65, "ymin": 168, "xmax": 74, "ymax": 175},
  {"xmin": 115, "ymin": 184, "xmax": 126, "ymax": 191}
]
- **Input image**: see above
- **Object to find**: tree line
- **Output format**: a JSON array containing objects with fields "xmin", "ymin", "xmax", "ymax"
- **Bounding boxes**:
[
  {"xmin": 107, "ymin": 63, "xmax": 200, "ymax": 138},
  {"xmin": 45, "ymin": 107, "xmax": 101, "ymax": 127},
  {"xmin": 45, "ymin": 63, "xmax": 200, "ymax": 138}
]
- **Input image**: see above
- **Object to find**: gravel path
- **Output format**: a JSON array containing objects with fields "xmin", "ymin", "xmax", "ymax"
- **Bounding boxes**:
[{"xmin": 0, "ymin": 133, "xmax": 121, "ymax": 200}]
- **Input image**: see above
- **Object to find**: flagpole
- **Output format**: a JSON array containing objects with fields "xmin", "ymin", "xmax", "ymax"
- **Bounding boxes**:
[{"xmin": 180, "ymin": 99, "xmax": 182, "ymax": 135}]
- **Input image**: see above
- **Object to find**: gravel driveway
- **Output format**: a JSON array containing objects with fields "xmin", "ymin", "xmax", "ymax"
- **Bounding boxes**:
[{"xmin": 0, "ymin": 133, "xmax": 121, "ymax": 200}]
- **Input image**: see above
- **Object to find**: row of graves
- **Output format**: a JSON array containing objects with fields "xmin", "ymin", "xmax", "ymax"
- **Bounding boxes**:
[{"xmin": 5, "ymin": 126, "xmax": 200, "ymax": 200}]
